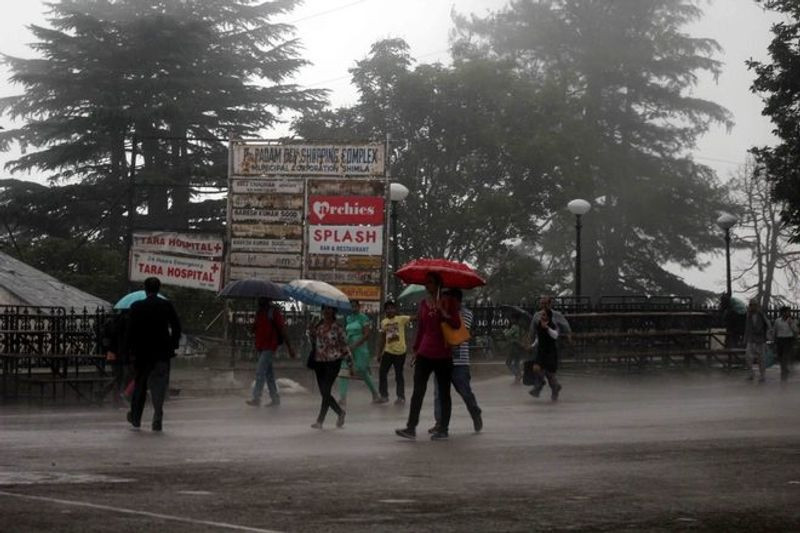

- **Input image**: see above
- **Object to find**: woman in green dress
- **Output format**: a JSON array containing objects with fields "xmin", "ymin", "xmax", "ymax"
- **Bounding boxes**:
[{"xmin": 339, "ymin": 300, "xmax": 380, "ymax": 405}]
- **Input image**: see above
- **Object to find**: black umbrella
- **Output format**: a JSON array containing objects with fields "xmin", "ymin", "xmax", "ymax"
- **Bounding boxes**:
[{"xmin": 218, "ymin": 279, "xmax": 288, "ymax": 300}]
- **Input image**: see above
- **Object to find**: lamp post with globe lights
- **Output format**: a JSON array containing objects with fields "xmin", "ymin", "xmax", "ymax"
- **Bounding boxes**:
[
  {"xmin": 716, "ymin": 213, "xmax": 738, "ymax": 298},
  {"xmin": 389, "ymin": 183, "xmax": 409, "ymax": 297},
  {"xmin": 567, "ymin": 199, "xmax": 592, "ymax": 297}
]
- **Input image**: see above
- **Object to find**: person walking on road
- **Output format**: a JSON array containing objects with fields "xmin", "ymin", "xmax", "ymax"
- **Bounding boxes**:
[
  {"xmin": 744, "ymin": 299, "xmax": 772, "ymax": 383},
  {"xmin": 126, "ymin": 277, "xmax": 182, "ymax": 432},
  {"xmin": 246, "ymin": 297, "xmax": 296, "ymax": 408},
  {"xmin": 339, "ymin": 300, "xmax": 380, "ymax": 405},
  {"xmin": 431, "ymin": 289, "xmax": 482, "ymax": 434},
  {"xmin": 309, "ymin": 305, "xmax": 352, "ymax": 429},
  {"xmin": 396, "ymin": 272, "xmax": 461, "ymax": 441},
  {"xmin": 527, "ymin": 296, "xmax": 570, "ymax": 401},
  {"xmin": 377, "ymin": 300, "xmax": 413, "ymax": 405},
  {"xmin": 773, "ymin": 306, "xmax": 797, "ymax": 381},
  {"xmin": 503, "ymin": 316, "xmax": 529, "ymax": 384}
]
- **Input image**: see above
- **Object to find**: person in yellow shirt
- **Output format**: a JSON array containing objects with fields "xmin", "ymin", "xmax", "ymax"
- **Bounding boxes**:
[{"xmin": 377, "ymin": 300, "xmax": 413, "ymax": 405}]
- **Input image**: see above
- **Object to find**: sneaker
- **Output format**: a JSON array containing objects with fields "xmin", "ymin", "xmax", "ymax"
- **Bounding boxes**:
[
  {"xmin": 151, "ymin": 421, "xmax": 162, "ymax": 432},
  {"xmin": 394, "ymin": 397, "xmax": 405, "ymax": 406},
  {"xmin": 267, "ymin": 399, "xmax": 280, "ymax": 407},
  {"xmin": 428, "ymin": 424, "xmax": 441, "ymax": 434},
  {"xmin": 336, "ymin": 411, "xmax": 346, "ymax": 428},
  {"xmin": 529, "ymin": 385, "xmax": 543, "ymax": 398},
  {"xmin": 430, "ymin": 430, "xmax": 449, "ymax": 441},
  {"xmin": 472, "ymin": 413, "xmax": 483, "ymax": 433},
  {"xmin": 245, "ymin": 398, "xmax": 260, "ymax": 407},
  {"xmin": 395, "ymin": 427, "xmax": 416, "ymax": 440},
  {"xmin": 126, "ymin": 411, "xmax": 140, "ymax": 429},
  {"xmin": 311, "ymin": 421, "xmax": 323, "ymax": 429},
  {"xmin": 551, "ymin": 384, "xmax": 562, "ymax": 401}
]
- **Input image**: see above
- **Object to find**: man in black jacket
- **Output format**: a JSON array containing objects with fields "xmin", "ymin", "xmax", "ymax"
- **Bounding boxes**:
[{"xmin": 126, "ymin": 277, "xmax": 182, "ymax": 432}]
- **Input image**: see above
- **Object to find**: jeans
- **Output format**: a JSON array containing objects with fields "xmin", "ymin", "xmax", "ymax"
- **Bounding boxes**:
[
  {"xmin": 378, "ymin": 352, "xmax": 406, "ymax": 400},
  {"xmin": 130, "ymin": 359, "xmax": 170, "ymax": 426},
  {"xmin": 745, "ymin": 341, "xmax": 766, "ymax": 379},
  {"xmin": 434, "ymin": 364, "xmax": 481, "ymax": 425},
  {"xmin": 405, "ymin": 356, "xmax": 453, "ymax": 431},
  {"xmin": 252, "ymin": 350, "xmax": 279, "ymax": 403},
  {"xmin": 776, "ymin": 338, "xmax": 795, "ymax": 380},
  {"xmin": 314, "ymin": 359, "xmax": 344, "ymax": 423}
]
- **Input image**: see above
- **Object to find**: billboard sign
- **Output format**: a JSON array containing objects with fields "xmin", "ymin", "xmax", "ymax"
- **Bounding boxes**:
[
  {"xmin": 233, "ymin": 143, "xmax": 384, "ymax": 176},
  {"xmin": 308, "ymin": 195, "xmax": 384, "ymax": 225},
  {"xmin": 129, "ymin": 251, "xmax": 222, "ymax": 291},
  {"xmin": 307, "ymin": 225, "xmax": 383, "ymax": 256},
  {"xmin": 132, "ymin": 231, "xmax": 223, "ymax": 259}
]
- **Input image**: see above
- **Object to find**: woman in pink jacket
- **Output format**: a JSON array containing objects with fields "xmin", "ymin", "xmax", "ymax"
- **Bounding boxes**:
[{"xmin": 395, "ymin": 272, "xmax": 461, "ymax": 441}]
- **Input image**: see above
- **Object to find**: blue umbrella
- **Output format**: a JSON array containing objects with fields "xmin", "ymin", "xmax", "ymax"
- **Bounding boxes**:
[
  {"xmin": 218, "ymin": 279, "xmax": 287, "ymax": 300},
  {"xmin": 114, "ymin": 290, "xmax": 167, "ymax": 310},
  {"xmin": 284, "ymin": 280, "xmax": 352, "ymax": 312}
]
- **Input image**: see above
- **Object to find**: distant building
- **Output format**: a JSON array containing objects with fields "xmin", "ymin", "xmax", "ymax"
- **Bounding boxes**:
[{"xmin": 0, "ymin": 251, "xmax": 111, "ymax": 309}]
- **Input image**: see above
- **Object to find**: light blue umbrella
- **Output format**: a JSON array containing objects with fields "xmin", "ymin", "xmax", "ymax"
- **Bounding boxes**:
[
  {"xmin": 284, "ymin": 280, "xmax": 352, "ymax": 312},
  {"xmin": 114, "ymin": 290, "xmax": 167, "ymax": 310}
]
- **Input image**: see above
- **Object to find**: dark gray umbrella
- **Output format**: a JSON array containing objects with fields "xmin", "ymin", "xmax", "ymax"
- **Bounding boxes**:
[{"xmin": 218, "ymin": 279, "xmax": 287, "ymax": 300}]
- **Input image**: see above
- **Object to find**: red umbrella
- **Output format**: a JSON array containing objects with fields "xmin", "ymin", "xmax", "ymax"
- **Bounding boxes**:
[{"xmin": 394, "ymin": 258, "xmax": 486, "ymax": 289}]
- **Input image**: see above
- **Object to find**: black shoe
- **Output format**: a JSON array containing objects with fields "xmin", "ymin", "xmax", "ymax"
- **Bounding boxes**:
[
  {"xmin": 529, "ymin": 385, "xmax": 543, "ymax": 398},
  {"xmin": 430, "ymin": 430, "xmax": 449, "ymax": 441},
  {"xmin": 472, "ymin": 413, "xmax": 483, "ymax": 433},
  {"xmin": 245, "ymin": 398, "xmax": 260, "ymax": 407},
  {"xmin": 126, "ymin": 411, "xmax": 140, "ymax": 429},
  {"xmin": 151, "ymin": 421, "xmax": 162, "ymax": 432},
  {"xmin": 267, "ymin": 399, "xmax": 280, "ymax": 407},
  {"xmin": 428, "ymin": 424, "xmax": 441, "ymax": 434},
  {"xmin": 551, "ymin": 384, "xmax": 562, "ymax": 401},
  {"xmin": 336, "ymin": 411, "xmax": 346, "ymax": 428},
  {"xmin": 395, "ymin": 427, "xmax": 416, "ymax": 440}
]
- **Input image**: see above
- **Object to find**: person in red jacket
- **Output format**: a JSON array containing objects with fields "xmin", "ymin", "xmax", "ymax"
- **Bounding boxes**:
[
  {"xmin": 396, "ymin": 272, "xmax": 461, "ymax": 441},
  {"xmin": 246, "ymin": 297, "xmax": 295, "ymax": 407}
]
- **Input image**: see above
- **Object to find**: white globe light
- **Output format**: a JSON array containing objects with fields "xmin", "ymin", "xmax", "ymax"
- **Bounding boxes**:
[
  {"xmin": 716, "ymin": 212, "xmax": 738, "ymax": 230},
  {"xmin": 567, "ymin": 199, "xmax": 591, "ymax": 216},
  {"xmin": 390, "ymin": 183, "xmax": 409, "ymax": 202}
]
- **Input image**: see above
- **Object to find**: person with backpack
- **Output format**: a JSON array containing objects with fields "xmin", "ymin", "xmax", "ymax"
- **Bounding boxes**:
[{"xmin": 246, "ymin": 297, "xmax": 296, "ymax": 407}]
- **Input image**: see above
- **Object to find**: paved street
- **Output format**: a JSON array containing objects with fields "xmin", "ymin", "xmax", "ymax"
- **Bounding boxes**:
[{"xmin": 1, "ymin": 369, "xmax": 800, "ymax": 532}]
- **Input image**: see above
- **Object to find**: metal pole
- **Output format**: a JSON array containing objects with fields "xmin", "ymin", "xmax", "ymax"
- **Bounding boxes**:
[
  {"xmin": 575, "ymin": 214, "xmax": 582, "ymax": 297},
  {"xmin": 724, "ymin": 228, "xmax": 732, "ymax": 297},
  {"xmin": 125, "ymin": 135, "xmax": 137, "ymax": 291},
  {"xmin": 391, "ymin": 200, "xmax": 399, "ymax": 298}
]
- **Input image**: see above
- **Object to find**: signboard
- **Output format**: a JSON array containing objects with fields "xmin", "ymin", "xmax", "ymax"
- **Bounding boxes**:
[
  {"xmin": 229, "ymin": 252, "xmax": 302, "ymax": 269},
  {"xmin": 231, "ymin": 178, "xmax": 305, "ymax": 195},
  {"xmin": 308, "ymin": 179, "xmax": 385, "ymax": 196},
  {"xmin": 307, "ymin": 254, "xmax": 382, "ymax": 271},
  {"xmin": 336, "ymin": 285, "xmax": 382, "ymax": 301},
  {"xmin": 233, "ymin": 143, "xmax": 384, "ymax": 176},
  {"xmin": 129, "ymin": 252, "xmax": 222, "ymax": 291},
  {"xmin": 231, "ymin": 194, "xmax": 304, "ymax": 210},
  {"xmin": 231, "ymin": 207, "xmax": 303, "ymax": 224},
  {"xmin": 228, "ymin": 266, "xmax": 302, "ymax": 283},
  {"xmin": 313, "ymin": 269, "xmax": 382, "ymax": 285},
  {"xmin": 308, "ymin": 225, "xmax": 384, "ymax": 255},
  {"xmin": 231, "ymin": 223, "xmax": 303, "ymax": 239},
  {"xmin": 308, "ymin": 195, "xmax": 384, "ymax": 225},
  {"xmin": 132, "ymin": 231, "xmax": 223, "ymax": 259},
  {"xmin": 231, "ymin": 238, "xmax": 302, "ymax": 254}
]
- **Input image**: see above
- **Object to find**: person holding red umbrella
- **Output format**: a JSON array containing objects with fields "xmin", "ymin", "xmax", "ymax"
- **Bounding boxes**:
[{"xmin": 395, "ymin": 271, "xmax": 461, "ymax": 441}]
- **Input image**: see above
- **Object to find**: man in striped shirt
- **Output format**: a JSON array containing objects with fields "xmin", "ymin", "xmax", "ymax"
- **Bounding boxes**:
[{"xmin": 431, "ymin": 288, "xmax": 483, "ymax": 434}]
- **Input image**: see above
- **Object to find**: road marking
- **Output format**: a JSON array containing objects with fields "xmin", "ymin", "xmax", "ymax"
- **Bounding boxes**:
[
  {"xmin": 178, "ymin": 490, "xmax": 213, "ymax": 495},
  {"xmin": 378, "ymin": 499, "xmax": 415, "ymax": 504},
  {"xmin": 0, "ymin": 491, "xmax": 283, "ymax": 533},
  {"xmin": 0, "ymin": 471, "xmax": 133, "ymax": 486}
]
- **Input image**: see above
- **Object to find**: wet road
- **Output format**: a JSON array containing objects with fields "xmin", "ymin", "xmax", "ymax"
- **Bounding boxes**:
[{"xmin": 1, "ymin": 370, "xmax": 799, "ymax": 532}]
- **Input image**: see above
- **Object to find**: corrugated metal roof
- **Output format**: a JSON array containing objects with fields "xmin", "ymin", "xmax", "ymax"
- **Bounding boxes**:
[{"xmin": 0, "ymin": 251, "xmax": 111, "ymax": 310}]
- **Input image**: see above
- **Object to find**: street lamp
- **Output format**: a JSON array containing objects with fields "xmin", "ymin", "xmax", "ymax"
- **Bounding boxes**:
[
  {"xmin": 716, "ymin": 212, "xmax": 738, "ymax": 297},
  {"xmin": 567, "ymin": 199, "xmax": 591, "ymax": 297},
  {"xmin": 389, "ymin": 183, "xmax": 409, "ymax": 297}
]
